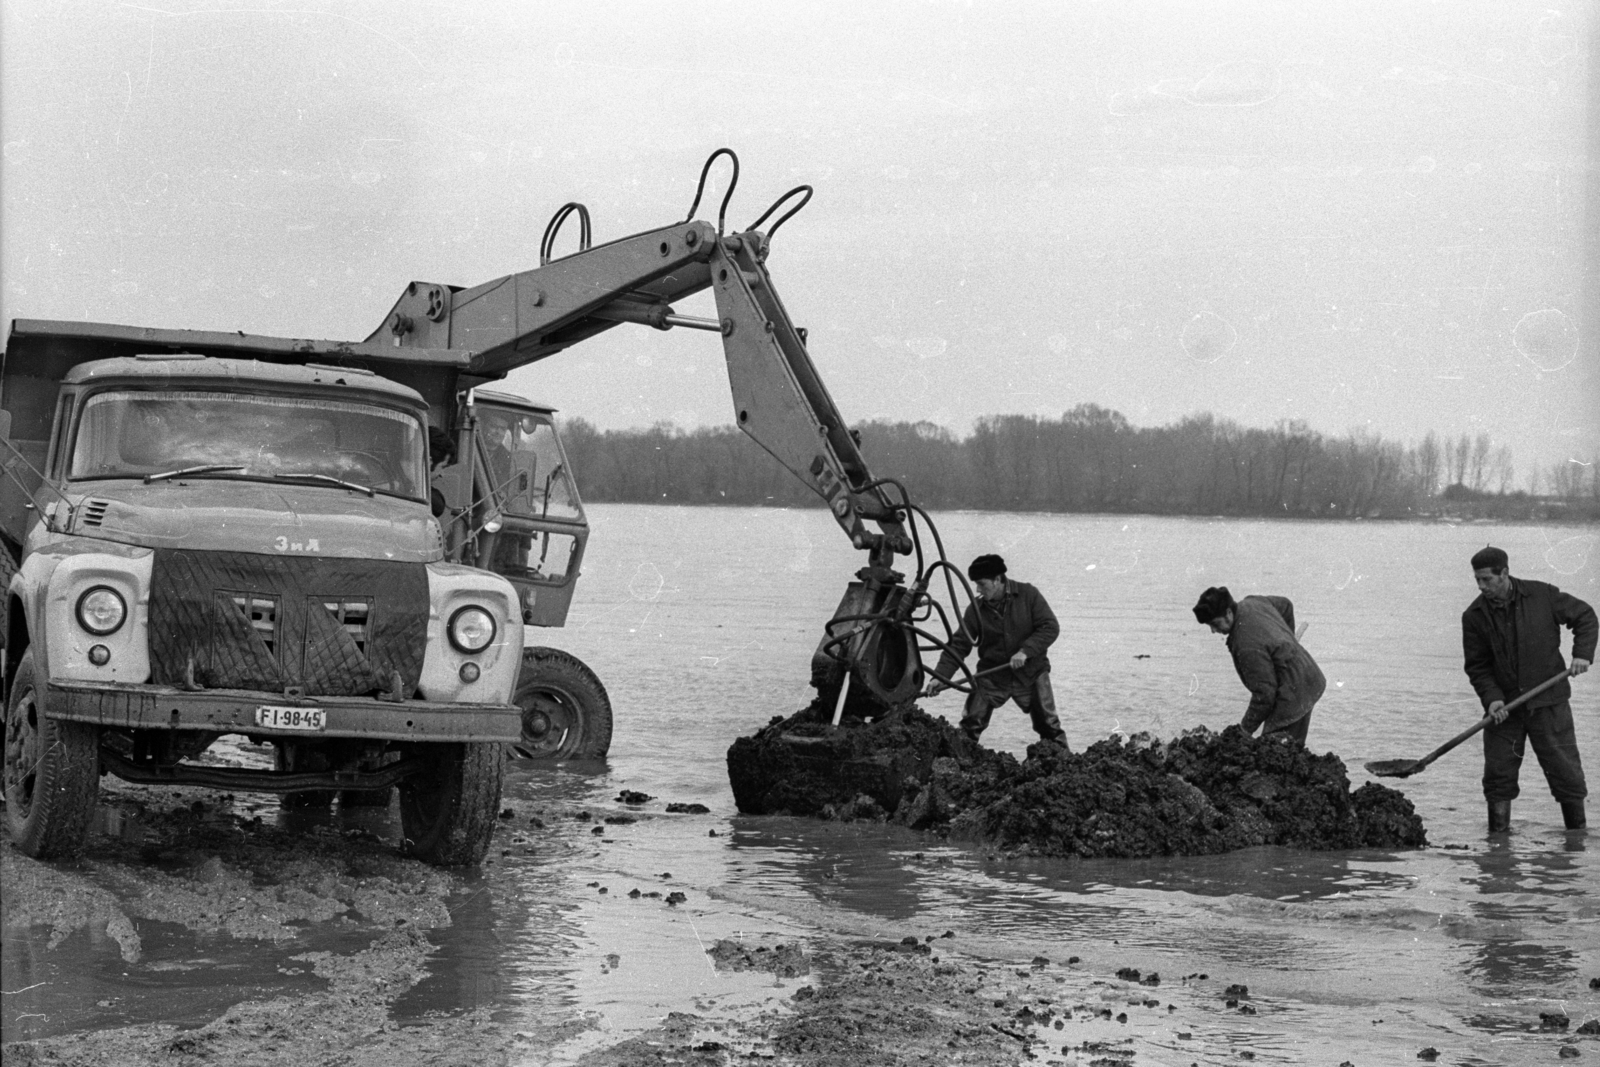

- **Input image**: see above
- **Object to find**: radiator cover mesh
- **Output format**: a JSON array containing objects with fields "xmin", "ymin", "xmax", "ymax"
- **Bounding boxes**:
[{"xmin": 148, "ymin": 550, "xmax": 429, "ymax": 697}]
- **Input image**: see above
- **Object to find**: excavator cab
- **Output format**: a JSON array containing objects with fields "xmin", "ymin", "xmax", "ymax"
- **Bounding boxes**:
[{"xmin": 448, "ymin": 389, "xmax": 589, "ymax": 629}]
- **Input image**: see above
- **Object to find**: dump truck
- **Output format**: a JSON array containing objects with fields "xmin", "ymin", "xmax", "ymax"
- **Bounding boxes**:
[{"xmin": 0, "ymin": 152, "xmax": 929, "ymax": 865}]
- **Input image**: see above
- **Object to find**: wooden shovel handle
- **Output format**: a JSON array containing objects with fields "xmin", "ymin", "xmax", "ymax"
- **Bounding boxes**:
[{"xmin": 1415, "ymin": 668, "xmax": 1574, "ymax": 771}]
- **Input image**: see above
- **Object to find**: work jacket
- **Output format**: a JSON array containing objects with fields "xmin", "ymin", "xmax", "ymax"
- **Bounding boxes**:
[
  {"xmin": 1462, "ymin": 577, "xmax": 1597, "ymax": 712},
  {"xmin": 933, "ymin": 579, "xmax": 1059, "ymax": 689},
  {"xmin": 1226, "ymin": 595, "xmax": 1326, "ymax": 733}
]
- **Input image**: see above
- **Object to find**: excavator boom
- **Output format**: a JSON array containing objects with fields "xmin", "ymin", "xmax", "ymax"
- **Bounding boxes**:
[{"xmin": 369, "ymin": 215, "xmax": 913, "ymax": 565}]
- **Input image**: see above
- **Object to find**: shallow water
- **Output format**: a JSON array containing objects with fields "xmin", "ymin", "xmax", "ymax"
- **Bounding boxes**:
[
  {"xmin": 516, "ymin": 504, "xmax": 1600, "ymax": 1059},
  {"xmin": 4, "ymin": 505, "xmax": 1597, "ymax": 1063}
]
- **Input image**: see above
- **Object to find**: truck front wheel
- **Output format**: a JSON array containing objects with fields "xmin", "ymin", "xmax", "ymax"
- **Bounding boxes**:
[
  {"xmin": 398, "ymin": 742, "xmax": 503, "ymax": 866},
  {"xmin": 511, "ymin": 647, "xmax": 613, "ymax": 760},
  {"xmin": 3, "ymin": 651, "xmax": 99, "ymax": 858}
]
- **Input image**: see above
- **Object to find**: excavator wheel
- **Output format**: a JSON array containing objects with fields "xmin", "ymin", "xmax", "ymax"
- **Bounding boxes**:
[{"xmin": 510, "ymin": 647, "xmax": 612, "ymax": 760}]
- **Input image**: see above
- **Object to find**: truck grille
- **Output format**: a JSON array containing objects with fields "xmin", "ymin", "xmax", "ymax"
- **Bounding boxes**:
[
  {"xmin": 149, "ymin": 550, "xmax": 428, "ymax": 698},
  {"xmin": 229, "ymin": 594, "xmax": 279, "ymax": 654},
  {"xmin": 321, "ymin": 599, "xmax": 371, "ymax": 653}
]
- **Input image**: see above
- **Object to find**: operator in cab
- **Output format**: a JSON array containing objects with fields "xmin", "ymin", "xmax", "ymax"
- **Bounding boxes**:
[{"xmin": 922, "ymin": 554, "xmax": 1068, "ymax": 748}]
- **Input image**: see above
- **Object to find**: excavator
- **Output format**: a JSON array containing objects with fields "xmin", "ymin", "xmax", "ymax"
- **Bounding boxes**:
[
  {"xmin": 0, "ymin": 151, "xmax": 979, "ymax": 863},
  {"xmin": 366, "ymin": 148, "xmax": 938, "ymax": 747}
]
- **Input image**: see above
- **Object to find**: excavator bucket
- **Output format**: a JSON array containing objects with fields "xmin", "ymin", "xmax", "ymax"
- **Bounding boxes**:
[{"xmin": 811, "ymin": 579, "xmax": 923, "ymax": 715}]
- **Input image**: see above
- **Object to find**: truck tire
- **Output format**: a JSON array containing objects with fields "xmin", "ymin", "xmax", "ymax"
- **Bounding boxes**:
[
  {"xmin": 3, "ymin": 651, "xmax": 99, "ymax": 858},
  {"xmin": 511, "ymin": 647, "xmax": 612, "ymax": 760},
  {"xmin": 398, "ymin": 742, "xmax": 503, "ymax": 866}
]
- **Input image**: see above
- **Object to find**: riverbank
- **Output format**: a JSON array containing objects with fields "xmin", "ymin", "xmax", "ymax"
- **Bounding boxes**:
[{"xmin": 6, "ymin": 766, "xmax": 1598, "ymax": 1066}]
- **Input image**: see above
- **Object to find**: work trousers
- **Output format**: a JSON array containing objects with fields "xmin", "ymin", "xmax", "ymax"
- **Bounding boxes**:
[
  {"xmin": 1262, "ymin": 713, "xmax": 1312, "ymax": 745},
  {"xmin": 961, "ymin": 670, "xmax": 1066, "ymax": 745},
  {"xmin": 1481, "ymin": 700, "xmax": 1587, "ymax": 803}
]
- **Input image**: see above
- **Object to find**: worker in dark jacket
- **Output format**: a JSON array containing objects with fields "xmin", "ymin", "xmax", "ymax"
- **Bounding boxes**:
[
  {"xmin": 923, "ymin": 554, "xmax": 1067, "ymax": 746},
  {"xmin": 1192, "ymin": 586, "xmax": 1326, "ymax": 745},
  {"xmin": 1462, "ymin": 545, "xmax": 1595, "ymax": 832}
]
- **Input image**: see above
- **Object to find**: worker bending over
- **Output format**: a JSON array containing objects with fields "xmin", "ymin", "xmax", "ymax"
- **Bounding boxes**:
[{"xmin": 1193, "ymin": 586, "xmax": 1325, "ymax": 745}]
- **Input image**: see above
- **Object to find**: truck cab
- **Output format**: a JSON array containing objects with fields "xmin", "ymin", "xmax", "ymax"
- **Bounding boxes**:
[{"xmin": 1, "ymin": 351, "xmax": 524, "ymax": 865}]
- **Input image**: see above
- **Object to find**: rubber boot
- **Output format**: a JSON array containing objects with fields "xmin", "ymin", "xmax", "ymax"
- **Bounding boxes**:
[
  {"xmin": 1560, "ymin": 801, "xmax": 1586, "ymax": 830},
  {"xmin": 1487, "ymin": 800, "xmax": 1511, "ymax": 833}
]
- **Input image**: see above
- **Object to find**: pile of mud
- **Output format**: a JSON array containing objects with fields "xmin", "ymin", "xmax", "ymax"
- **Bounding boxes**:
[{"xmin": 727, "ymin": 703, "xmax": 1426, "ymax": 857}]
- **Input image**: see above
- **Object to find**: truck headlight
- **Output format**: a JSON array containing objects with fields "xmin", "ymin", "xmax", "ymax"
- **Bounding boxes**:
[
  {"xmin": 447, "ymin": 605, "xmax": 496, "ymax": 654},
  {"xmin": 77, "ymin": 586, "xmax": 128, "ymax": 636}
]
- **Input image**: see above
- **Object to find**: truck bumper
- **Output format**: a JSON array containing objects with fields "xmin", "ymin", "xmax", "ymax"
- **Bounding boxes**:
[{"xmin": 44, "ymin": 681, "xmax": 521, "ymax": 744}]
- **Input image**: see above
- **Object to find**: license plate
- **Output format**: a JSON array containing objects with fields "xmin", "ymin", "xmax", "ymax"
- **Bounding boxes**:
[{"xmin": 255, "ymin": 705, "xmax": 326, "ymax": 731}]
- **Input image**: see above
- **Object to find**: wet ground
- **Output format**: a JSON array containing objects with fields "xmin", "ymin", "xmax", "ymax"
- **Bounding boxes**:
[{"xmin": 6, "ymin": 730, "xmax": 1600, "ymax": 1065}]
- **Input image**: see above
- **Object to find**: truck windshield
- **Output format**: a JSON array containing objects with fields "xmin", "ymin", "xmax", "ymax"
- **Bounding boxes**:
[{"xmin": 68, "ymin": 390, "xmax": 429, "ymax": 501}]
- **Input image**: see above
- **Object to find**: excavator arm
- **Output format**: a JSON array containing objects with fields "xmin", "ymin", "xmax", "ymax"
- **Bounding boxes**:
[
  {"xmin": 372, "ymin": 203, "xmax": 911, "ymax": 565},
  {"xmin": 381, "ymin": 155, "xmax": 924, "ymax": 706}
]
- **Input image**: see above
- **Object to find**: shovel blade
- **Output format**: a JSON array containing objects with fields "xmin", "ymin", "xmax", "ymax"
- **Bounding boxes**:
[{"xmin": 1364, "ymin": 759, "xmax": 1421, "ymax": 778}]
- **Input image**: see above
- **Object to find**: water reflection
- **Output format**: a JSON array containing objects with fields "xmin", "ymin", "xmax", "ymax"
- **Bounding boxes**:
[
  {"xmin": 393, "ymin": 878, "xmax": 515, "ymax": 1023},
  {"xmin": 725, "ymin": 816, "xmax": 1428, "ymax": 973},
  {"xmin": 1449, "ymin": 836, "xmax": 1589, "ymax": 992},
  {"xmin": 726, "ymin": 819, "xmax": 935, "ymax": 922},
  {"xmin": 0, "ymin": 919, "xmax": 338, "ymax": 1042}
]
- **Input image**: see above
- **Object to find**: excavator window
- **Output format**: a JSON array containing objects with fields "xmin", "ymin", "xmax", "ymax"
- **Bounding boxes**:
[
  {"xmin": 489, "ymin": 529, "xmax": 577, "ymax": 583},
  {"xmin": 475, "ymin": 406, "xmax": 581, "ymax": 522}
]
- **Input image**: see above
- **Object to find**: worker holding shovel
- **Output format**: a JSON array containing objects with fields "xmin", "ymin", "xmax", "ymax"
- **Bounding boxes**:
[
  {"xmin": 1462, "ymin": 546, "xmax": 1595, "ymax": 832},
  {"xmin": 921, "ymin": 554, "xmax": 1067, "ymax": 748}
]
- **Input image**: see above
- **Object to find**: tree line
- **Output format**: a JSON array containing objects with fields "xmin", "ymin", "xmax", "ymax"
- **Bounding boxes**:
[{"xmin": 559, "ymin": 406, "xmax": 1600, "ymax": 521}]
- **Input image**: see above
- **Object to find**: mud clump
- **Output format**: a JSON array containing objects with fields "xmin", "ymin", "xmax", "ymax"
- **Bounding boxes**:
[
  {"xmin": 727, "ymin": 703, "xmax": 1426, "ymax": 857},
  {"xmin": 726, "ymin": 702, "xmax": 989, "ymax": 818},
  {"xmin": 706, "ymin": 938, "xmax": 810, "ymax": 977},
  {"xmin": 665, "ymin": 802, "xmax": 711, "ymax": 814}
]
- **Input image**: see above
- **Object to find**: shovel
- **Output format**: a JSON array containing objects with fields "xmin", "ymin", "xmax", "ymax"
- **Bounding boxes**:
[
  {"xmin": 828, "ymin": 662, "xmax": 1010, "ymax": 727},
  {"xmin": 1364, "ymin": 668, "xmax": 1574, "ymax": 778},
  {"xmin": 924, "ymin": 662, "xmax": 1013, "ymax": 695}
]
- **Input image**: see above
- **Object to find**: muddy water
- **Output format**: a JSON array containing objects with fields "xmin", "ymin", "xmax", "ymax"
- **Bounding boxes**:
[
  {"xmin": 542, "ymin": 506, "xmax": 1600, "ymax": 1058},
  {"xmin": 5, "ymin": 505, "xmax": 1598, "ymax": 1064}
]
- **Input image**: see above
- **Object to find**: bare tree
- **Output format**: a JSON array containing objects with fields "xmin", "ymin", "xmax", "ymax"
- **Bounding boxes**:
[
  {"xmin": 1415, "ymin": 431, "xmax": 1441, "ymax": 498},
  {"xmin": 1468, "ymin": 432, "xmax": 1492, "ymax": 492},
  {"xmin": 1450, "ymin": 433, "xmax": 1472, "ymax": 487},
  {"xmin": 1492, "ymin": 445, "xmax": 1516, "ymax": 494},
  {"xmin": 1548, "ymin": 458, "xmax": 1586, "ymax": 500}
]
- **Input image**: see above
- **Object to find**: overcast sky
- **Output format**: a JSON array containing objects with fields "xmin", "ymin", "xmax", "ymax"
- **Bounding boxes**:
[{"xmin": 3, "ymin": 1, "xmax": 1595, "ymax": 484}]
